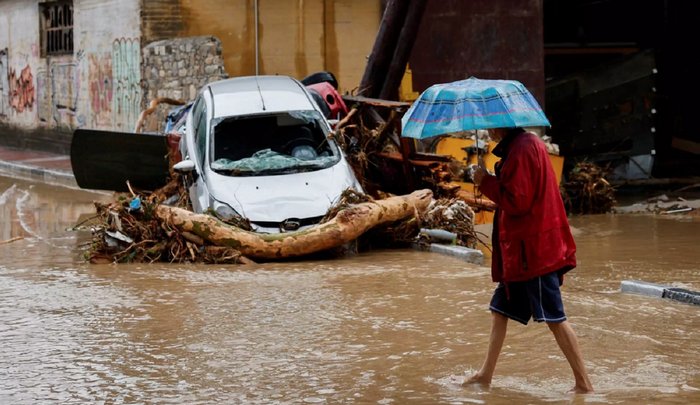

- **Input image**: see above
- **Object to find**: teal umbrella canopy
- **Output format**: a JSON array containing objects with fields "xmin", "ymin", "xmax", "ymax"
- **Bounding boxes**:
[{"xmin": 401, "ymin": 77, "xmax": 550, "ymax": 139}]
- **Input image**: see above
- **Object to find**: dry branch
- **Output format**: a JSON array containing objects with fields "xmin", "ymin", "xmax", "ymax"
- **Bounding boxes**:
[{"xmin": 134, "ymin": 97, "xmax": 185, "ymax": 133}]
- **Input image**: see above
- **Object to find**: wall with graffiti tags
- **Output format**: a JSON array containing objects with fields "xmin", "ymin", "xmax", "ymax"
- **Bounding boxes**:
[
  {"xmin": 0, "ymin": 0, "xmax": 142, "ymax": 152},
  {"xmin": 0, "ymin": 4, "xmax": 40, "ymax": 127},
  {"xmin": 0, "ymin": 0, "xmax": 383, "ymax": 155},
  {"xmin": 77, "ymin": 0, "xmax": 141, "ymax": 132}
]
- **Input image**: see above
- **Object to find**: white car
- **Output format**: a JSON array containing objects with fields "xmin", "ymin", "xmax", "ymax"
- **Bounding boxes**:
[{"xmin": 173, "ymin": 75, "xmax": 362, "ymax": 233}]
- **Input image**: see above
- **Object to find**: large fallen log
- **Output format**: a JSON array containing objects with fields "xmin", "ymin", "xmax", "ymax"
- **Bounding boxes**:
[{"xmin": 155, "ymin": 189, "xmax": 433, "ymax": 260}]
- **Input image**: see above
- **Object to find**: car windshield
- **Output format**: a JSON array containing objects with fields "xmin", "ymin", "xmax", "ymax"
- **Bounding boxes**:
[{"xmin": 210, "ymin": 111, "xmax": 341, "ymax": 176}]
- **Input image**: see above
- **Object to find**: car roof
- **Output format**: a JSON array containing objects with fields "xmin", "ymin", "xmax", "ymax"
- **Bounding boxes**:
[{"xmin": 205, "ymin": 75, "xmax": 320, "ymax": 119}]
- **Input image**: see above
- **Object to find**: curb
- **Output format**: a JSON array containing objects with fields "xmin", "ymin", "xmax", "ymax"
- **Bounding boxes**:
[
  {"xmin": 621, "ymin": 280, "xmax": 700, "ymax": 306},
  {"xmin": 0, "ymin": 160, "xmax": 78, "ymax": 189},
  {"xmin": 412, "ymin": 242, "xmax": 484, "ymax": 265}
]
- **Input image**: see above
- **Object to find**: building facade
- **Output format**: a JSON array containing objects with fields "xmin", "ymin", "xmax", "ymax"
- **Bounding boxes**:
[{"xmin": 0, "ymin": 0, "xmax": 382, "ymax": 154}]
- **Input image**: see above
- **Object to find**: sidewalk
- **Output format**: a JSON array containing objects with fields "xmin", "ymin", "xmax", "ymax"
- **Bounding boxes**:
[{"xmin": 0, "ymin": 144, "xmax": 77, "ymax": 188}]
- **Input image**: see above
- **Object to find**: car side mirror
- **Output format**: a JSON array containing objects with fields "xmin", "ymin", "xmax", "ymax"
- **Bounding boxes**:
[{"xmin": 173, "ymin": 159, "xmax": 196, "ymax": 173}]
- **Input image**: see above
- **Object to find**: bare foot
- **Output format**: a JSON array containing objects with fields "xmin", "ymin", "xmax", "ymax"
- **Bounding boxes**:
[
  {"xmin": 569, "ymin": 384, "xmax": 594, "ymax": 394},
  {"xmin": 462, "ymin": 372, "xmax": 491, "ymax": 387}
]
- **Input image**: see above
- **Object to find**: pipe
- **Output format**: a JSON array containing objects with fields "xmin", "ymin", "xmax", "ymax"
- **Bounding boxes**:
[{"xmin": 420, "ymin": 228, "xmax": 458, "ymax": 243}]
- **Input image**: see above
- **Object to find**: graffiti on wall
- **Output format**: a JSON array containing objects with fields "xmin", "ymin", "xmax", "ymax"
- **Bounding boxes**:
[
  {"xmin": 0, "ymin": 49, "xmax": 8, "ymax": 117},
  {"xmin": 9, "ymin": 65, "xmax": 35, "ymax": 113},
  {"xmin": 50, "ymin": 62, "xmax": 79, "ymax": 126},
  {"xmin": 112, "ymin": 38, "xmax": 141, "ymax": 131},
  {"xmin": 88, "ymin": 54, "xmax": 113, "ymax": 127},
  {"xmin": 35, "ymin": 69, "xmax": 51, "ymax": 122}
]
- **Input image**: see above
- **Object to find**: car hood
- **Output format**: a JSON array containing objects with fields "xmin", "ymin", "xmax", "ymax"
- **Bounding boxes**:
[{"xmin": 205, "ymin": 160, "xmax": 360, "ymax": 222}]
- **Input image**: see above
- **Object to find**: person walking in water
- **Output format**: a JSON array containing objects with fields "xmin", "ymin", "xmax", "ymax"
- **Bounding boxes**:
[{"xmin": 465, "ymin": 126, "xmax": 594, "ymax": 394}]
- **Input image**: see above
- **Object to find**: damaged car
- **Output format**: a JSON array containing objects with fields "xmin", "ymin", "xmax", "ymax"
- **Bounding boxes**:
[{"xmin": 172, "ymin": 75, "xmax": 362, "ymax": 233}]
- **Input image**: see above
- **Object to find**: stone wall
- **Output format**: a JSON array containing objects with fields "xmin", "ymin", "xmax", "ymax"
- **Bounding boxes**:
[{"xmin": 140, "ymin": 36, "xmax": 228, "ymax": 132}]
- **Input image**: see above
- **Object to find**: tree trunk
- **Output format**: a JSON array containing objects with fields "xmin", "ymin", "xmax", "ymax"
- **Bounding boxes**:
[{"xmin": 155, "ymin": 189, "xmax": 433, "ymax": 260}]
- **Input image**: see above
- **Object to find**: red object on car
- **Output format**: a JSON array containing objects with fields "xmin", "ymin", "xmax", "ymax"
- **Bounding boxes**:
[{"xmin": 305, "ymin": 82, "xmax": 348, "ymax": 120}]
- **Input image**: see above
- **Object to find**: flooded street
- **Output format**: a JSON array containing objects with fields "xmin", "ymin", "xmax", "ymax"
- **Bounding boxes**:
[{"xmin": 1, "ymin": 175, "xmax": 699, "ymax": 404}]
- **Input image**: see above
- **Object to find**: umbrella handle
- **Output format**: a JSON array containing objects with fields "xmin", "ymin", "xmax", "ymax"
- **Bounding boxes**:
[
  {"xmin": 476, "ymin": 148, "xmax": 484, "ymax": 168},
  {"xmin": 475, "ymin": 144, "xmax": 485, "ymax": 198}
]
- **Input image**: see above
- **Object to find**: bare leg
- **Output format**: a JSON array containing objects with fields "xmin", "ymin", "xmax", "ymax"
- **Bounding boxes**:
[
  {"xmin": 463, "ymin": 311, "xmax": 508, "ymax": 386},
  {"xmin": 547, "ymin": 320, "xmax": 594, "ymax": 393}
]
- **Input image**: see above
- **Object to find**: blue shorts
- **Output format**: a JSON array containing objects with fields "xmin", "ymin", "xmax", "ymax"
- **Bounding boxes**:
[{"xmin": 489, "ymin": 272, "xmax": 567, "ymax": 325}]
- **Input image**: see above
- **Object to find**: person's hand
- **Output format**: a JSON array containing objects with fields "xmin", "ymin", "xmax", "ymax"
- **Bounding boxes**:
[
  {"xmin": 471, "ymin": 155, "xmax": 490, "ymax": 186},
  {"xmin": 472, "ymin": 165, "xmax": 488, "ymax": 186}
]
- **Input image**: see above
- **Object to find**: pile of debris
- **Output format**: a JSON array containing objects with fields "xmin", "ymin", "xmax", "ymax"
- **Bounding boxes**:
[
  {"xmin": 421, "ymin": 198, "xmax": 477, "ymax": 248},
  {"xmin": 561, "ymin": 161, "xmax": 616, "ymax": 214},
  {"xmin": 614, "ymin": 187, "xmax": 700, "ymax": 216},
  {"xmin": 86, "ymin": 183, "xmax": 436, "ymax": 264},
  {"xmin": 88, "ymin": 193, "xmax": 252, "ymax": 264},
  {"xmin": 82, "ymin": 95, "xmax": 487, "ymax": 264},
  {"xmin": 334, "ymin": 95, "xmax": 494, "ymax": 214}
]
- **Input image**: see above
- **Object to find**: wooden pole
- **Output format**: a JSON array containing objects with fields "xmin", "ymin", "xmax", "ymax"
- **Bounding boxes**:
[
  {"xmin": 358, "ymin": 0, "xmax": 410, "ymax": 98},
  {"xmin": 379, "ymin": 0, "xmax": 427, "ymax": 100}
]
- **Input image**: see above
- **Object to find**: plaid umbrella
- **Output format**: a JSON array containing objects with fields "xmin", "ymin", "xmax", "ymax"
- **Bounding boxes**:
[{"xmin": 401, "ymin": 77, "xmax": 550, "ymax": 139}]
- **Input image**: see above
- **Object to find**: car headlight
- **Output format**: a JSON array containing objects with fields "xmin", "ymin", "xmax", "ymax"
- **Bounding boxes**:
[{"xmin": 211, "ymin": 199, "xmax": 239, "ymax": 221}]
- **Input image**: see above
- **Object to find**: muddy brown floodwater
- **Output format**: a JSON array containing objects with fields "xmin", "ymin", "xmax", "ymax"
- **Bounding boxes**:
[{"xmin": 1, "ymin": 174, "xmax": 699, "ymax": 404}]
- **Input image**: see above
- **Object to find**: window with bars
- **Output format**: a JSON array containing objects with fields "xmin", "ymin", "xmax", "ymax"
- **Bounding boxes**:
[{"xmin": 39, "ymin": 1, "xmax": 74, "ymax": 56}]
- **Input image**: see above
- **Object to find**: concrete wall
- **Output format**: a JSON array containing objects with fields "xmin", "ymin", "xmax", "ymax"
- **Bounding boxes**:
[
  {"xmin": 0, "ymin": 0, "xmax": 142, "ymax": 153},
  {"xmin": 76, "ymin": 0, "xmax": 141, "ymax": 132},
  {"xmin": 0, "ymin": 0, "xmax": 380, "ymax": 153},
  {"xmin": 141, "ymin": 0, "xmax": 185, "ymax": 42},
  {"xmin": 143, "ymin": 0, "xmax": 381, "ymax": 94},
  {"xmin": 256, "ymin": 0, "xmax": 381, "ymax": 93},
  {"xmin": 0, "ymin": 2, "xmax": 41, "ymax": 128}
]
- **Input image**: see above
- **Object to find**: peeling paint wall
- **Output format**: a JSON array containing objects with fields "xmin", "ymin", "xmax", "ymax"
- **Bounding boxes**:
[
  {"xmin": 0, "ymin": 3, "xmax": 40, "ymax": 127},
  {"xmin": 87, "ymin": 52, "xmax": 112, "ymax": 127},
  {"xmin": 76, "ymin": 0, "xmax": 141, "ymax": 131},
  {"xmin": 110, "ymin": 37, "xmax": 141, "ymax": 131},
  {"xmin": 9, "ymin": 65, "xmax": 36, "ymax": 114},
  {"xmin": 0, "ymin": 49, "xmax": 10, "ymax": 118},
  {"xmin": 0, "ymin": 0, "xmax": 142, "ymax": 152},
  {"xmin": 49, "ymin": 60, "xmax": 78, "ymax": 128}
]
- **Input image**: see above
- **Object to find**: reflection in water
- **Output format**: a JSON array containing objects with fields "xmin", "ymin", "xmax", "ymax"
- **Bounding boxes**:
[
  {"xmin": 1, "ymin": 176, "xmax": 699, "ymax": 404},
  {"xmin": 0, "ymin": 177, "xmax": 111, "ymax": 244}
]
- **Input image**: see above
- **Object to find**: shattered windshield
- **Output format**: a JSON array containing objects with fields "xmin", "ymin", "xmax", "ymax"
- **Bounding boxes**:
[
  {"xmin": 210, "ymin": 110, "xmax": 341, "ymax": 176},
  {"xmin": 211, "ymin": 149, "xmax": 337, "ymax": 175}
]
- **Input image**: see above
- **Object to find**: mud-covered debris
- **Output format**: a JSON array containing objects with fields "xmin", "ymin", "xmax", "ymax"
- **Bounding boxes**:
[
  {"xmin": 562, "ymin": 161, "xmax": 616, "ymax": 214},
  {"xmin": 421, "ymin": 198, "xmax": 477, "ymax": 248}
]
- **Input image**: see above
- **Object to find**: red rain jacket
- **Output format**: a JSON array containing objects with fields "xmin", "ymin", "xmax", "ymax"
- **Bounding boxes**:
[{"xmin": 479, "ymin": 130, "xmax": 576, "ymax": 283}]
